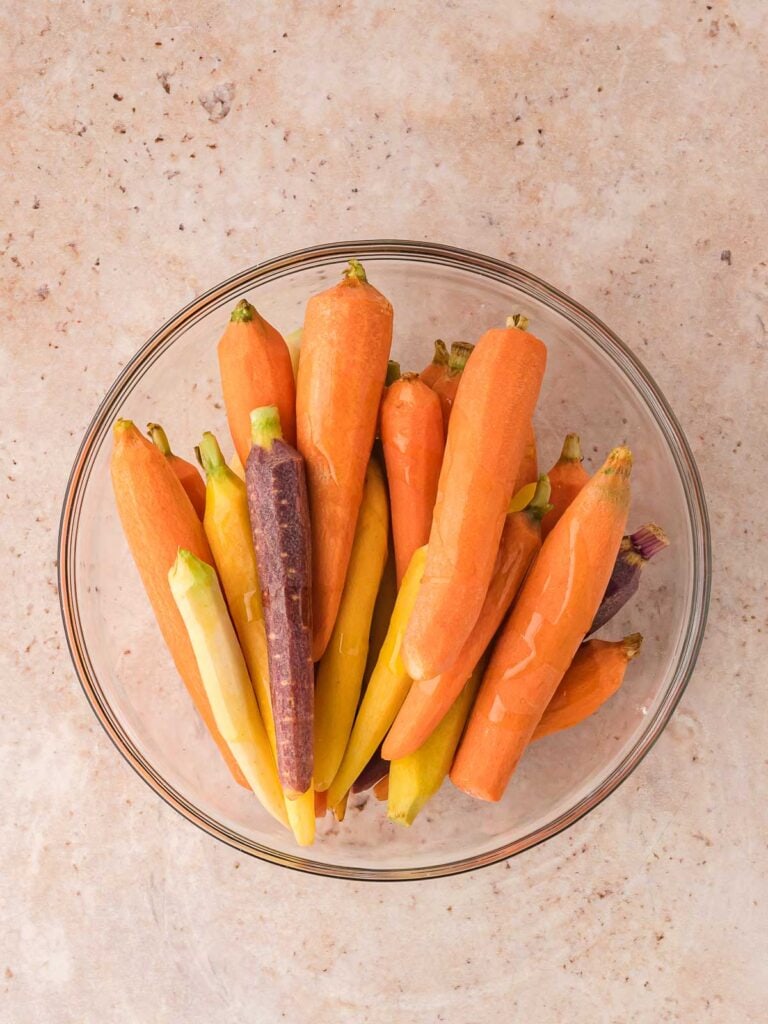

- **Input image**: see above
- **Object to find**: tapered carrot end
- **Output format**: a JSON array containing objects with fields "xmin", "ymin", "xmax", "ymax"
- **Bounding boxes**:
[
  {"xmin": 623, "ymin": 633, "xmax": 644, "ymax": 660},
  {"xmin": 603, "ymin": 446, "xmax": 633, "ymax": 477},
  {"xmin": 147, "ymin": 422, "xmax": 172, "ymax": 456},
  {"xmin": 559, "ymin": 432, "xmax": 583, "ymax": 463},
  {"xmin": 342, "ymin": 258, "xmax": 368, "ymax": 284},
  {"xmin": 230, "ymin": 298, "xmax": 256, "ymax": 323}
]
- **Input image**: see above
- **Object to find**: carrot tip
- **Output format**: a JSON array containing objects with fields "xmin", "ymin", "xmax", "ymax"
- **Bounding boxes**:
[
  {"xmin": 604, "ymin": 446, "xmax": 633, "ymax": 476},
  {"xmin": 505, "ymin": 313, "xmax": 530, "ymax": 331},
  {"xmin": 448, "ymin": 341, "xmax": 474, "ymax": 374},
  {"xmin": 623, "ymin": 632, "xmax": 644, "ymax": 659},
  {"xmin": 559, "ymin": 432, "xmax": 583, "ymax": 463},
  {"xmin": 250, "ymin": 406, "xmax": 283, "ymax": 449},
  {"xmin": 432, "ymin": 339, "xmax": 449, "ymax": 366},
  {"xmin": 526, "ymin": 474, "xmax": 553, "ymax": 521},
  {"xmin": 230, "ymin": 298, "xmax": 256, "ymax": 323},
  {"xmin": 197, "ymin": 431, "xmax": 226, "ymax": 476},
  {"xmin": 147, "ymin": 422, "xmax": 172, "ymax": 456},
  {"xmin": 343, "ymin": 258, "xmax": 368, "ymax": 284},
  {"xmin": 386, "ymin": 360, "xmax": 402, "ymax": 385}
]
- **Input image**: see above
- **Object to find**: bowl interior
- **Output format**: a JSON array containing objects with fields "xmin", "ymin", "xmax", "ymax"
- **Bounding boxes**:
[{"xmin": 61, "ymin": 243, "xmax": 708, "ymax": 878}]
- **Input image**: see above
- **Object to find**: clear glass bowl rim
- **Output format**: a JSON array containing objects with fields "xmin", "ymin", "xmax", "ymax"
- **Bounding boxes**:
[{"xmin": 58, "ymin": 239, "xmax": 711, "ymax": 881}]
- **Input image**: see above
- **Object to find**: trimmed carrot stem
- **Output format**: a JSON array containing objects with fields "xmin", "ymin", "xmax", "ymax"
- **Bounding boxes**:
[
  {"xmin": 541, "ymin": 432, "xmax": 590, "ymax": 539},
  {"xmin": 147, "ymin": 422, "xmax": 207, "ymax": 519}
]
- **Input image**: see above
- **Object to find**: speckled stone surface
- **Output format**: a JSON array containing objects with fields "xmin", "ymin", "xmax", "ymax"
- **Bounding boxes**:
[{"xmin": 2, "ymin": 2, "xmax": 767, "ymax": 1021}]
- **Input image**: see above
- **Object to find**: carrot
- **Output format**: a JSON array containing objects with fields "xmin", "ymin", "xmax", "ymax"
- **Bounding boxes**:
[
  {"xmin": 450, "ymin": 446, "xmax": 633, "ymax": 801},
  {"xmin": 314, "ymin": 790, "xmax": 328, "ymax": 818},
  {"xmin": 383, "ymin": 476, "xmax": 551, "ymax": 760},
  {"xmin": 420, "ymin": 338, "xmax": 449, "ymax": 388},
  {"xmin": 431, "ymin": 342, "xmax": 473, "ymax": 432},
  {"xmin": 514, "ymin": 423, "xmax": 539, "ymax": 492},
  {"xmin": 110, "ymin": 419, "xmax": 247, "ymax": 786},
  {"xmin": 373, "ymin": 776, "xmax": 389, "ymax": 801},
  {"xmin": 362, "ymin": 544, "xmax": 397, "ymax": 690},
  {"xmin": 246, "ymin": 407, "xmax": 313, "ymax": 797},
  {"xmin": 314, "ymin": 459, "xmax": 389, "ymax": 792},
  {"xmin": 381, "ymin": 373, "xmax": 445, "ymax": 585},
  {"xmin": 147, "ymin": 422, "xmax": 207, "ymax": 519},
  {"xmin": 297, "ymin": 258, "xmax": 393, "ymax": 660},
  {"xmin": 326, "ymin": 546, "xmax": 427, "ymax": 809},
  {"xmin": 332, "ymin": 792, "xmax": 348, "ymax": 822},
  {"xmin": 217, "ymin": 298, "xmax": 296, "ymax": 465},
  {"xmin": 533, "ymin": 633, "xmax": 643, "ymax": 741},
  {"xmin": 388, "ymin": 659, "xmax": 486, "ymax": 826},
  {"xmin": 402, "ymin": 315, "xmax": 547, "ymax": 682},
  {"xmin": 168, "ymin": 550, "xmax": 288, "ymax": 826},
  {"xmin": 541, "ymin": 432, "xmax": 590, "ymax": 539}
]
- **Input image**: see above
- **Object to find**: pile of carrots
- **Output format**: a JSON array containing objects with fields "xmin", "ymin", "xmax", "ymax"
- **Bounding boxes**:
[{"xmin": 111, "ymin": 260, "xmax": 669, "ymax": 846}]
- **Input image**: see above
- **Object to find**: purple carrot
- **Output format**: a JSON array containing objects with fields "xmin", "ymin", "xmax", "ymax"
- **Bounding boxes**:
[
  {"xmin": 351, "ymin": 746, "xmax": 388, "ymax": 793},
  {"xmin": 589, "ymin": 523, "xmax": 670, "ymax": 635},
  {"xmin": 246, "ymin": 405, "xmax": 313, "ymax": 797}
]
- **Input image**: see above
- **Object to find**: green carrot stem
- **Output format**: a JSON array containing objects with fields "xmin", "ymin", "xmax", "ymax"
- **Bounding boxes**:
[
  {"xmin": 623, "ymin": 633, "xmax": 644, "ymax": 659},
  {"xmin": 230, "ymin": 299, "xmax": 256, "ymax": 323},
  {"xmin": 525, "ymin": 474, "xmax": 553, "ymax": 521},
  {"xmin": 343, "ymin": 258, "xmax": 368, "ymax": 284},
  {"xmin": 506, "ymin": 313, "xmax": 530, "ymax": 331},
  {"xmin": 448, "ymin": 342, "xmax": 474, "ymax": 375},
  {"xmin": 146, "ymin": 422, "xmax": 172, "ymax": 456},
  {"xmin": 386, "ymin": 360, "xmax": 402, "ymax": 385},
  {"xmin": 197, "ymin": 431, "xmax": 227, "ymax": 477},
  {"xmin": 559, "ymin": 432, "xmax": 583, "ymax": 463},
  {"xmin": 250, "ymin": 405, "xmax": 283, "ymax": 450}
]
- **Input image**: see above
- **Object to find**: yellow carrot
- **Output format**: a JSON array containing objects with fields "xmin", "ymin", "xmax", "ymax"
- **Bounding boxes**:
[
  {"xmin": 168, "ymin": 549, "xmax": 287, "ymax": 827},
  {"xmin": 314, "ymin": 460, "xmax": 389, "ymax": 792},
  {"xmin": 326, "ymin": 546, "xmax": 427, "ymax": 808},
  {"xmin": 388, "ymin": 660, "xmax": 485, "ymax": 826}
]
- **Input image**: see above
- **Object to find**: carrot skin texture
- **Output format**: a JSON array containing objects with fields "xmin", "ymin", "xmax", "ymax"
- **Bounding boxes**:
[
  {"xmin": 513, "ymin": 423, "xmax": 539, "ymax": 493},
  {"xmin": 246, "ymin": 409, "xmax": 314, "ymax": 797},
  {"xmin": 451, "ymin": 447, "xmax": 632, "ymax": 801},
  {"xmin": 541, "ymin": 433, "xmax": 590, "ymax": 539},
  {"xmin": 218, "ymin": 300, "xmax": 297, "ymax": 464},
  {"xmin": 533, "ymin": 633, "xmax": 643, "ymax": 740},
  {"xmin": 110, "ymin": 420, "xmax": 247, "ymax": 786},
  {"xmin": 381, "ymin": 374, "xmax": 445, "ymax": 585},
  {"xmin": 402, "ymin": 321, "xmax": 547, "ymax": 681},
  {"xmin": 383, "ymin": 480, "xmax": 549, "ymax": 760},
  {"xmin": 297, "ymin": 260, "xmax": 394, "ymax": 660}
]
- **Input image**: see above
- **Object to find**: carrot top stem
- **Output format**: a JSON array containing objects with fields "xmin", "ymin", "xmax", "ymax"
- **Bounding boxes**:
[
  {"xmin": 432, "ymin": 339, "xmax": 449, "ymax": 367},
  {"xmin": 386, "ymin": 360, "xmax": 402, "ymax": 385},
  {"xmin": 197, "ymin": 431, "xmax": 227, "ymax": 476},
  {"xmin": 559, "ymin": 432, "xmax": 583, "ymax": 463},
  {"xmin": 630, "ymin": 523, "xmax": 669, "ymax": 561},
  {"xmin": 603, "ymin": 446, "xmax": 633, "ymax": 476},
  {"xmin": 525, "ymin": 474, "xmax": 553, "ymax": 521},
  {"xmin": 230, "ymin": 298, "xmax": 256, "ymax": 323},
  {"xmin": 343, "ymin": 258, "xmax": 368, "ymax": 285},
  {"xmin": 250, "ymin": 405, "xmax": 283, "ymax": 450},
  {"xmin": 448, "ymin": 342, "xmax": 474, "ymax": 375},
  {"xmin": 506, "ymin": 313, "xmax": 530, "ymax": 331},
  {"xmin": 623, "ymin": 632, "xmax": 644, "ymax": 659},
  {"xmin": 146, "ymin": 422, "xmax": 172, "ymax": 456}
]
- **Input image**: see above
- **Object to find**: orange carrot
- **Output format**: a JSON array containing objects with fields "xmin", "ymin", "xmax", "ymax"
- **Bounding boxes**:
[
  {"xmin": 381, "ymin": 373, "xmax": 445, "ymax": 585},
  {"xmin": 314, "ymin": 790, "xmax": 328, "ymax": 818},
  {"xmin": 431, "ymin": 342, "xmax": 474, "ymax": 432},
  {"xmin": 110, "ymin": 419, "xmax": 247, "ymax": 786},
  {"xmin": 383, "ymin": 476, "xmax": 551, "ymax": 760},
  {"xmin": 420, "ymin": 339, "xmax": 449, "ymax": 388},
  {"xmin": 533, "ymin": 633, "xmax": 643, "ymax": 741},
  {"xmin": 450, "ymin": 446, "xmax": 632, "ymax": 801},
  {"xmin": 373, "ymin": 776, "xmax": 389, "ymax": 801},
  {"xmin": 514, "ymin": 423, "xmax": 539, "ymax": 492},
  {"xmin": 217, "ymin": 298, "xmax": 296, "ymax": 464},
  {"xmin": 297, "ymin": 259, "xmax": 393, "ymax": 660},
  {"xmin": 147, "ymin": 422, "xmax": 207, "ymax": 519},
  {"xmin": 402, "ymin": 315, "xmax": 547, "ymax": 682},
  {"xmin": 541, "ymin": 432, "xmax": 590, "ymax": 539}
]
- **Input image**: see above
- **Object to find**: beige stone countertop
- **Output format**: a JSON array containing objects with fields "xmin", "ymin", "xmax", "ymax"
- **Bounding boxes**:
[{"xmin": 2, "ymin": 2, "xmax": 766, "ymax": 1021}]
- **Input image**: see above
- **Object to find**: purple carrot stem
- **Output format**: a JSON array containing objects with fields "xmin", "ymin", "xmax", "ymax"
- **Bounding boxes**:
[{"xmin": 588, "ymin": 522, "xmax": 669, "ymax": 636}]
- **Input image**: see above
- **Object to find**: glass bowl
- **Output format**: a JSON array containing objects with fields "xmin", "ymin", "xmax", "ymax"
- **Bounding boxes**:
[{"xmin": 58, "ymin": 240, "xmax": 710, "ymax": 880}]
